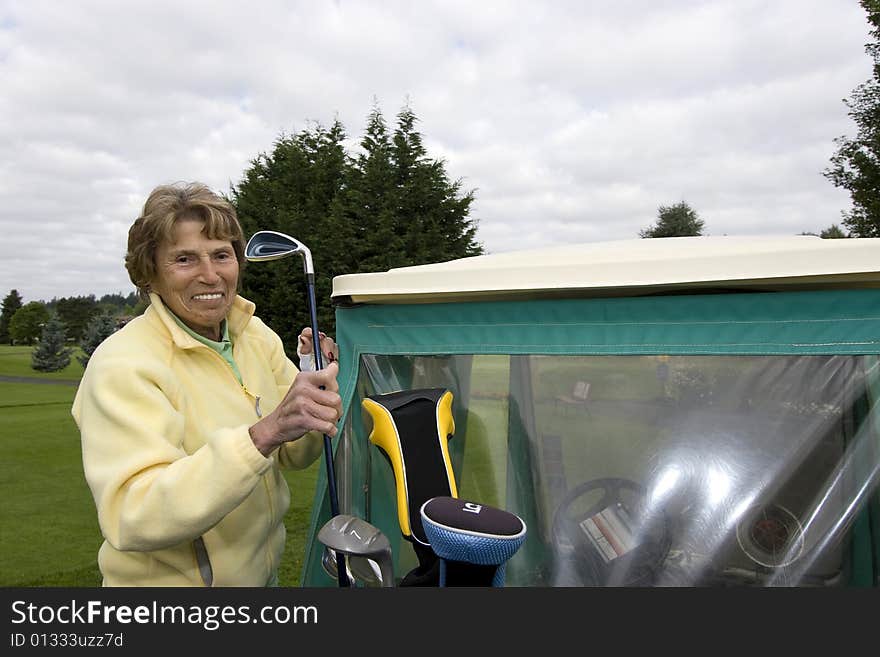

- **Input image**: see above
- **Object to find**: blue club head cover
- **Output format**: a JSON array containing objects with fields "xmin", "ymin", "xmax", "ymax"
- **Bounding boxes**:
[{"xmin": 420, "ymin": 496, "xmax": 527, "ymax": 586}]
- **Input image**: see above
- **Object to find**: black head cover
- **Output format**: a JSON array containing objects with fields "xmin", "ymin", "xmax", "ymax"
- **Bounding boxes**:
[{"xmin": 421, "ymin": 496, "xmax": 527, "ymax": 586}]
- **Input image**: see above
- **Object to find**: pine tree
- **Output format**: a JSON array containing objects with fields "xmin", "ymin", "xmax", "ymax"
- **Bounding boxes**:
[
  {"xmin": 51, "ymin": 295, "xmax": 98, "ymax": 342},
  {"xmin": 234, "ymin": 120, "xmax": 351, "ymax": 351},
  {"xmin": 0, "ymin": 289, "xmax": 23, "ymax": 344},
  {"xmin": 639, "ymin": 201, "xmax": 705, "ymax": 237},
  {"xmin": 232, "ymin": 103, "xmax": 483, "ymax": 348},
  {"xmin": 820, "ymin": 224, "xmax": 849, "ymax": 238},
  {"xmin": 31, "ymin": 312, "xmax": 73, "ymax": 372},
  {"xmin": 341, "ymin": 103, "xmax": 405, "ymax": 272},
  {"xmin": 78, "ymin": 313, "xmax": 118, "ymax": 368},
  {"xmin": 390, "ymin": 105, "xmax": 481, "ymax": 265}
]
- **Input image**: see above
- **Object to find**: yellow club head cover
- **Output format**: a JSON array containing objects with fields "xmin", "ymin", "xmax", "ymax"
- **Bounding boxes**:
[{"xmin": 362, "ymin": 388, "xmax": 457, "ymax": 545}]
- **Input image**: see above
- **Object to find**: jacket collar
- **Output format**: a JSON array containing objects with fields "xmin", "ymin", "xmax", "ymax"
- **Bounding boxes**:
[{"xmin": 147, "ymin": 292, "xmax": 256, "ymax": 349}]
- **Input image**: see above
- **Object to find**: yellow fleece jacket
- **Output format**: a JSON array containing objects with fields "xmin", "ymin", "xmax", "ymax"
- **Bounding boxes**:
[{"xmin": 71, "ymin": 293, "xmax": 323, "ymax": 586}]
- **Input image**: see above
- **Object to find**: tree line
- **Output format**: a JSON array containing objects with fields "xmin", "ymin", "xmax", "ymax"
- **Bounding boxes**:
[{"xmin": 0, "ymin": 289, "xmax": 141, "ymax": 371}]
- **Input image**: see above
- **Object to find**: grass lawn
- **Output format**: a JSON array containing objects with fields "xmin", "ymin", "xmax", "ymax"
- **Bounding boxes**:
[{"xmin": 0, "ymin": 344, "xmax": 319, "ymax": 587}]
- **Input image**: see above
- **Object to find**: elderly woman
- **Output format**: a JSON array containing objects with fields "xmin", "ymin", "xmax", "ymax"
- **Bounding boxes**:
[{"xmin": 72, "ymin": 182, "xmax": 341, "ymax": 586}]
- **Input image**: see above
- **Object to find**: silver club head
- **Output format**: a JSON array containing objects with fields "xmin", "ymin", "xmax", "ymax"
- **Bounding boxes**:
[
  {"xmin": 318, "ymin": 514, "xmax": 394, "ymax": 587},
  {"xmin": 245, "ymin": 230, "xmax": 314, "ymax": 274},
  {"xmin": 321, "ymin": 547, "xmax": 386, "ymax": 588}
]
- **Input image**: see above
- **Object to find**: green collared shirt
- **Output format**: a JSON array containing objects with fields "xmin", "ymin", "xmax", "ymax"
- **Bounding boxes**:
[{"xmin": 169, "ymin": 315, "xmax": 243, "ymax": 385}]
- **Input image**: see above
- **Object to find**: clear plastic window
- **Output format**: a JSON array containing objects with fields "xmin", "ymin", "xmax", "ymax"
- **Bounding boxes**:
[{"xmin": 347, "ymin": 353, "xmax": 880, "ymax": 587}]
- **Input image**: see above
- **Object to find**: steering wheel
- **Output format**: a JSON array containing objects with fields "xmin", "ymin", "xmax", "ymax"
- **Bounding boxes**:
[{"xmin": 550, "ymin": 477, "xmax": 671, "ymax": 587}]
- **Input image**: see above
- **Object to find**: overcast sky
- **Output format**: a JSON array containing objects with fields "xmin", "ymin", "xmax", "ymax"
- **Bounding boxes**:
[{"xmin": 0, "ymin": 0, "xmax": 874, "ymax": 303}]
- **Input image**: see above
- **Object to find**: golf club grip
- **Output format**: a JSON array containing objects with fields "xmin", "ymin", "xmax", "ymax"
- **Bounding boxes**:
[{"xmin": 306, "ymin": 278, "xmax": 348, "ymax": 586}]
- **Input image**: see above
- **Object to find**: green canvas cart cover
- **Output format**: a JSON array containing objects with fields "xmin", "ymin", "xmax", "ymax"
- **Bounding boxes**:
[{"xmin": 302, "ymin": 235, "xmax": 880, "ymax": 587}]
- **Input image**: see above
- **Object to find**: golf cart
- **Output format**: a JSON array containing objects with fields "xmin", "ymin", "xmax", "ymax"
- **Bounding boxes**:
[{"xmin": 300, "ymin": 235, "xmax": 880, "ymax": 587}]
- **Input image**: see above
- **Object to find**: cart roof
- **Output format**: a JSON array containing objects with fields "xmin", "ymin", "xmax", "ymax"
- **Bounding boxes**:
[{"xmin": 331, "ymin": 235, "xmax": 880, "ymax": 304}]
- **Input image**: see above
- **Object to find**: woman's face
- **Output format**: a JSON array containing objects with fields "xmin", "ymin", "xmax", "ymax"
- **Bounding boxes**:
[{"xmin": 151, "ymin": 218, "xmax": 239, "ymax": 341}]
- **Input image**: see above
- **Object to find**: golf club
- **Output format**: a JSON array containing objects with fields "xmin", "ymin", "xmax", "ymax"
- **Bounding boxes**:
[
  {"xmin": 245, "ymin": 229, "xmax": 349, "ymax": 587},
  {"xmin": 318, "ymin": 515, "xmax": 395, "ymax": 587}
]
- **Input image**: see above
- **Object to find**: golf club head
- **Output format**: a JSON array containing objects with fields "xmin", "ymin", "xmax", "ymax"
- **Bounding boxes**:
[
  {"xmin": 321, "ymin": 547, "xmax": 386, "ymax": 587},
  {"xmin": 244, "ymin": 230, "xmax": 314, "ymax": 274},
  {"xmin": 318, "ymin": 514, "xmax": 395, "ymax": 587}
]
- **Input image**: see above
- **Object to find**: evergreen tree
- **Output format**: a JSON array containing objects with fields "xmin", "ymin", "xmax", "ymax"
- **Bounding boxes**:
[
  {"xmin": 129, "ymin": 297, "xmax": 149, "ymax": 318},
  {"xmin": 340, "ymin": 103, "xmax": 404, "ymax": 273},
  {"xmin": 390, "ymin": 105, "xmax": 481, "ymax": 265},
  {"xmin": 51, "ymin": 295, "xmax": 98, "ymax": 342},
  {"xmin": 825, "ymin": 0, "xmax": 880, "ymax": 236},
  {"xmin": 98, "ymin": 291, "xmax": 139, "ymax": 316},
  {"xmin": 639, "ymin": 201, "xmax": 705, "ymax": 238},
  {"xmin": 78, "ymin": 313, "xmax": 118, "ymax": 369},
  {"xmin": 0, "ymin": 289, "xmax": 23, "ymax": 344},
  {"xmin": 820, "ymin": 224, "xmax": 849, "ymax": 238},
  {"xmin": 8, "ymin": 301, "xmax": 49, "ymax": 344},
  {"xmin": 31, "ymin": 312, "xmax": 72, "ymax": 372},
  {"xmin": 233, "ymin": 119, "xmax": 351, "ymax": 352},
  {"xmin": 232, "ymin": 103, "xmax": 483, "ymax": 349}
]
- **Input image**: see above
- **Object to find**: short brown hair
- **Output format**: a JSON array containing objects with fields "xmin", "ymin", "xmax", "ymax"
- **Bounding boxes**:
[{"xmin": 125, "ymin": 182, "xmax": 246, "ymax": 297}]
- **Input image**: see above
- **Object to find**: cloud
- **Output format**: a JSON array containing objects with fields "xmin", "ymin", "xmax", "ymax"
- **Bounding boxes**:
[{"xmin": 0, "ymin": 0, "xmax": 872, "ymax": 301}]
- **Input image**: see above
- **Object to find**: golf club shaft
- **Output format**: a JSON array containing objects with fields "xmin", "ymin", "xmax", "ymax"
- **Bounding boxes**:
[{"xmin": 306, "ymin": 275, "xmax": 349, "ymax": 587}]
